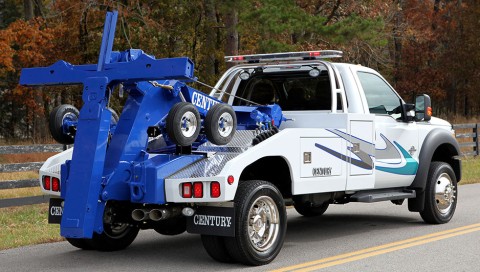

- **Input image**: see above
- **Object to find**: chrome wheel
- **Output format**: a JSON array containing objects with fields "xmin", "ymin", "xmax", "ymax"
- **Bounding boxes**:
[
  {"xmin": 420, "ymin": 162, "xmax": 458, "ymax": 224},
  {"xmin": 218, "ymin": 112, "xmax": 234, "ymax": 137},
  {"xmin": 435, "ymin": 173, "xmax": 456, "ymax": 215},
  {"xmin": 247, "ymin": 196, "xmax": 280, "ymax": 252},
  {"xmin": 180, "ymin": 111, "xmax": 198, "ymax": 138}
]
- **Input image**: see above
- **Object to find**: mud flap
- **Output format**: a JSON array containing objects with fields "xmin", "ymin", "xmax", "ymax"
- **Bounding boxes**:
[
  {"xmin": 186, "ymin": 206, "xmax": 235, "ymax": 237},
  {"xmin": 48, "ymin": 198, "xmax": 64, "ymax": 224}
]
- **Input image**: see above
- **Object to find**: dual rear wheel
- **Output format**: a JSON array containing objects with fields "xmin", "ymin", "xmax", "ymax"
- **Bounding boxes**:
[{"xmin": 201, "ymin": 180, "xmax": 287, "ymax": 266}]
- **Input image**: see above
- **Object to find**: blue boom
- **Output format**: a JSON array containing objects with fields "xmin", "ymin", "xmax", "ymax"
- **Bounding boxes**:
[{"xmin": 19, "ymin": 11, "xmax": 283, "ymax": 239}]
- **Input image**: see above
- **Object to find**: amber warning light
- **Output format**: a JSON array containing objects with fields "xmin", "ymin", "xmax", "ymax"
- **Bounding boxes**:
[{"xmin": 426, "ymin": 106, "xmax": 433, "ymax": 117}]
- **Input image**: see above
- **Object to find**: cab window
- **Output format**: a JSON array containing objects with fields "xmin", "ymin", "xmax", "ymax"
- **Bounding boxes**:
[
  {"xmin": 357, "ymin": 72, "xmax": 401, "ymax": 117},
  {"xmin": 231, "ymin": 65, "xmax": 333, "ymax": 111}
]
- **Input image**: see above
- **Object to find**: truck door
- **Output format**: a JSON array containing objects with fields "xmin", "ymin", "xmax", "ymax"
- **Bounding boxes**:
[{"xmin": 353, "ymin": 70, "xmax": 419, "ymax": 188}]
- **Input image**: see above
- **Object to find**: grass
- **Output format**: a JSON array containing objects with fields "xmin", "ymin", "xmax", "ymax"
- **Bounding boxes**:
[
  {"xmin": 0, "ymin": 171, "xmax": 38, "ymax": 181},
  {"xmin": 0, "ymin": 203, "xmax": 64, "ymax": 250},
  {"xmin": 0, "ymin": 187, "xmax": 43, "ymax": 200},
  {"xmin": 460, "ymin": 156, "xmax": 480, "ymax": 185},
  {"xmin": 0, "ymin": 152, "xmax": 57, "ymax": 164}
]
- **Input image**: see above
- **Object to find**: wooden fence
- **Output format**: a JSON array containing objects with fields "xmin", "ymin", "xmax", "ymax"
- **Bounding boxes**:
[
  {"xmin": 0, "ymin": 144, "xmax": 65, "ymax": 208},
  {"xmin": 0, "ymin": 124, "xmax": 478, "ymax": 208},
  {"xmin": 452, "ymin": 124, "xmax": 480, "ymax": 156}
]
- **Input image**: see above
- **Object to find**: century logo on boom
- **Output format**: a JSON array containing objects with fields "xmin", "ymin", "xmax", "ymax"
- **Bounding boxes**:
[{"xmin": 191, "ymin": 92, "xmax": 219, "ymax": 111}]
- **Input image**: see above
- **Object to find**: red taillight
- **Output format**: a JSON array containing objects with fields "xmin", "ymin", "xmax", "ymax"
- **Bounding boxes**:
[
  {"xmin": 52, "ymin": 177, "xmax": 60, "ymax": 192},
  {"xmin": 193, "ymin": 182, "xmax": 203, "ymax": 198},
  {"xmin": 182, "ymin": 183, "xmax": 192, "ymax": 198},
  {"xmin": 227, "ymin": 175, "xmax": 235, "ymax": 185},
  {"xmin": 211, "ymin": 182, "xmax": 221, "ymax": 198},
  {"xmin": 43, "ymin": 176, "xmax": 51, "ymax": 190}
]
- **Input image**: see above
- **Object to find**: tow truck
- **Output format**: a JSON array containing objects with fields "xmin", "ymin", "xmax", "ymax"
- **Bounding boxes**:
[{"xmin": 20, "ymin": 11, "xmax": 461, "ymax": 265}]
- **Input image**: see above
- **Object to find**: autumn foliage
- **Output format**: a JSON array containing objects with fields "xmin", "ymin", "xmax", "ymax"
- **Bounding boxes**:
[{"xmin": 0, "ymin": 0, "xmax": 478, "ymax": 142}]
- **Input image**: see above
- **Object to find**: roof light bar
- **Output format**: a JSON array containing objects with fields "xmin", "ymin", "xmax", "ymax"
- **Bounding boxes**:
[{"xmin": 225, "ymin": 50, "xmax": 343, "ymax": 63}]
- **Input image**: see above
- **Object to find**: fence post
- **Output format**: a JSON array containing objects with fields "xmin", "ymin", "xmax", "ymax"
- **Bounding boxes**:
[{"xmin": 475, "ymin": 124, "xmax": 479, "ymax": 156}]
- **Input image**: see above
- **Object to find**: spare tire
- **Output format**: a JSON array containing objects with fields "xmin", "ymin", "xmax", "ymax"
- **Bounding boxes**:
[
  {"xmin": 204, "ymin": 104, "xmax": 237, "ymax": 145},
  {"xmin": 49, "ymin": 104, "xmax": 79, "ymax": 145},
  {"xmin": 166, "ymin": 102, "xmax": 201, "ymax": 146}
]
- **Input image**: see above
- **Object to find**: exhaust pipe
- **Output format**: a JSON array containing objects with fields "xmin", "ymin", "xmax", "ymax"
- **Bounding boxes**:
[
  {"xmin": 133, "ymin": 207, "xmax": 183, "ymax": 222},
  {"xmin": 132, "ymin": 209, "xmax": 149, "ymax": 221},
  {"xmin": 149, "ymin": 209, "xmax": 167, "ymax": 221}
]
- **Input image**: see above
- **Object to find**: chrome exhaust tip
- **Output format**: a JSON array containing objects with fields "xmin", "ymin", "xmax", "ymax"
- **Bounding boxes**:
[{"xmin": 132, "ymin": 209, "xmax": 148, "ymax": 221}]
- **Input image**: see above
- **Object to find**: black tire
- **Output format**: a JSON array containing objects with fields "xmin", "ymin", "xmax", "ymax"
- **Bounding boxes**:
[
  {"xmin": 166, "ymin": 102, "xmax": 201, "ymax": 146},
  {"xmin": 49, "ymin": 104, "xmax": 79, "ymax": 145},
  {"xmin": 420, "ymin": 162, "xmax": 458, "ymax": 224},
  {"xmin": 84, "ymin": 203, "xmax": 139, "ymax": 251},
  {"xmin": 224, "ymin": 180, "xmax": 287, "ymax": 266},
  {"xmin": 201, "ymin": 235, "xmax": 234, "ymax": 263},
  {"xmin": 66, "ymin": 238, "xmax": 94, "ymax": 250},
  {"xmin": 293, "ymin": 196, "xmax": 329, "ymax": 217},
  {"xmin": 87, "ymin": 224, "xmax": 139, "ymax": 251},
  {"xmin": 153, "ymin": 217, "xmax": 187, "ymax": 236},
  {"xmin": 204, "ymin": 104, "xmax": 237, "ymax": 145}
]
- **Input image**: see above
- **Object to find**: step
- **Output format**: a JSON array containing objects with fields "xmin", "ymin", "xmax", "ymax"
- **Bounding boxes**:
[{"xmin": 350, "ymin": 188, "xmax": 416, "ymax": 203}]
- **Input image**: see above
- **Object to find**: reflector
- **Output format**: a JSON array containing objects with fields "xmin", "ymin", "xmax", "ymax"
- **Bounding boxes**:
[{"xmin": 227, "ymin": 175, "xmax": 235, "ymax": 185}]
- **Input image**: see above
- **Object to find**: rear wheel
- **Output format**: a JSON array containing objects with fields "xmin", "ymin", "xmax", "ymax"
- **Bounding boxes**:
[
  {"xmin": 293, "ymin": 196, "xmax": 329, "ymax": 217},
  {"xmin": 201, "ymin": 235, "xmax": 234, "ymax": 263},
  {"xmin": 225, "ymin": 180, "xmax": 287, "ymax": 266},
  {"xmin": 87, "ymin": 223, "xmax": 139, "ymax": 251},
  {"xmin": 66, "ymin": 238, "xmax": 94, "ymax": 250},
  {"xmin": 84, "ymin": 203, "xmax": 139, "ymax": 251},
  {"xmin": 153, "ymin": 217, "xmax": 187, "ymax": 236},
  {"xmin": 420, "ymin": 162, "xmax": 457, "ymax": 224}
]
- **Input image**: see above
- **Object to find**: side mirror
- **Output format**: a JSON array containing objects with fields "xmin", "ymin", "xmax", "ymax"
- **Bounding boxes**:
[
  {"xmin": 415, "ymin": 94, "xmax": 432, "ymax": 121},
  {"xmin": 402, "ymin": 103, "xmax": 415, "ymax": 122}
]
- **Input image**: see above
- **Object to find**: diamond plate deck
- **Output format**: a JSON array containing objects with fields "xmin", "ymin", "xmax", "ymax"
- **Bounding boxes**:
[{"xmin": 168, "ymin": 130, "xmax": 255, "ymax": 179}]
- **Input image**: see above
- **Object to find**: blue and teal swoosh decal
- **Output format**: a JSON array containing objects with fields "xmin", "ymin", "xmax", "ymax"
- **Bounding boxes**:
[
  {"xmin": 375, "ymin": 141, "xmax": 418, "ymax": 175},
  {"xmin": 315, "ymin": 130, "xmax": 418, "ymax": 176}
]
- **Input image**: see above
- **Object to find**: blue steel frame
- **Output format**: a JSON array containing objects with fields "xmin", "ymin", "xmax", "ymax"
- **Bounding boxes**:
[
  {"xmin": 20, "ymin": 11, "xmax": 285, "ymax": 239},
  {"xmin": 19, "ymin": 11, "xmax": 205, "ymax": 239}
]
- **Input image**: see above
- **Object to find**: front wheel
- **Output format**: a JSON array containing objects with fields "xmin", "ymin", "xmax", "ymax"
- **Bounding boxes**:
[
  {"xmin": 420, "ymin": 162, "xmax": 458, "ymax": 224},
  {"xmin": 225, "ymin": 180, "xmax": 287, "ymax": 266}
]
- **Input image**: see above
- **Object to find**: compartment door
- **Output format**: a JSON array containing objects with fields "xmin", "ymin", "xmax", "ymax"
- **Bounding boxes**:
[{"xmin": 346, "ymin": 120, "xmax": 375, "ymax": 190}]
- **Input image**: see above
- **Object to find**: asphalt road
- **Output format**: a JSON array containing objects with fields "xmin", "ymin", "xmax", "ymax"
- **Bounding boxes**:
[{"xmin": 1, "ymin": 183, "xmax": 479, "ymax": 272}]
